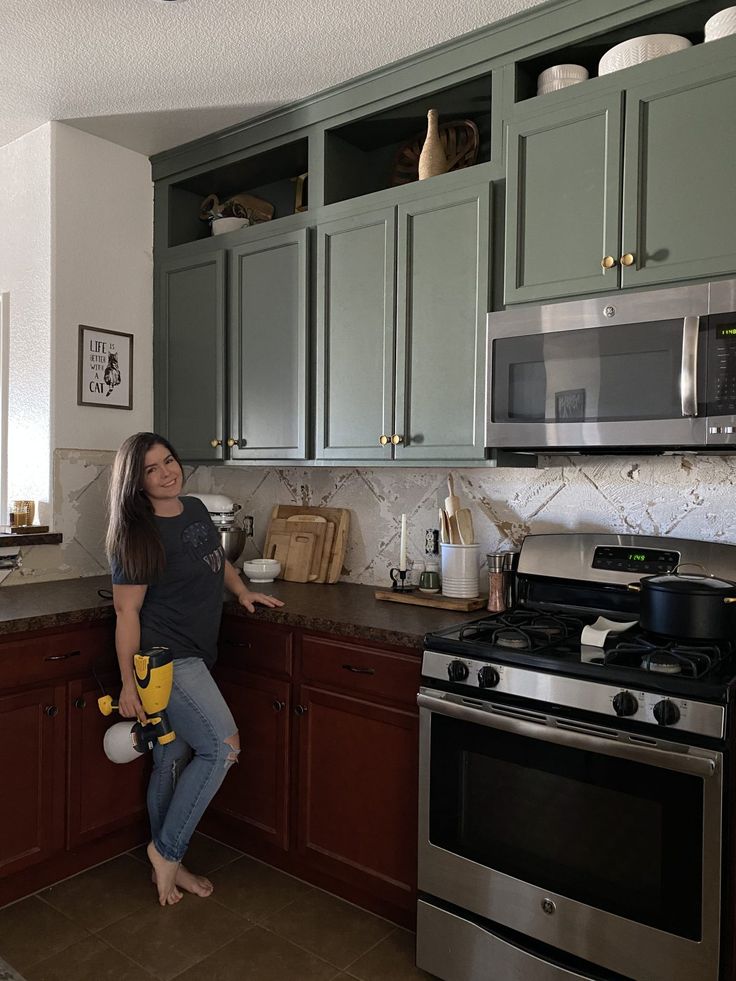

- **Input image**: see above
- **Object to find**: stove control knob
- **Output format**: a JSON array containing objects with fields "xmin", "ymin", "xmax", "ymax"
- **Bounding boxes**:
[
  {"xmin": 478, "ymin": 666, "xmax": 500, "ymax": 689},
  {"xmin": 447, "ymin": 660, "xmax": 469, "ymax": 683},
  {"xmin": 612, "ymin": 691, "xmax": 638, "ymax": 717},
  {"xmin": 653, "ymin": 699, "xmax": 680, "ymax": 727}
]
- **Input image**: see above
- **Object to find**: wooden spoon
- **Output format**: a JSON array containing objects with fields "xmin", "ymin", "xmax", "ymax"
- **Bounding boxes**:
[
  {"xmin": 439, "ymin": 508, "xmax": 450, "ymax": 544},
  {"xmin": 445, "ymin": 473, "xmax": 460, "ymax": 518},
  {"xmin": 455, "ymin": 508, "xmax": 474, "ymax": 545}
]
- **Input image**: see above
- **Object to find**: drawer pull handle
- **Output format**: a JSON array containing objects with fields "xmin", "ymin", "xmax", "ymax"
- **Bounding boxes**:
[
  {"xmin": 45, "ymin": 705, "xmax": 59, "ymax": 717},
  {"xmin": 226, "ymin": 641, "xmax": 252, "ymax": 650},
  {"xmin": 294, "ymin": 704, "xmax": 308, "ymax": 716},
  {"xmin": 45, "ymin": 650, "xmax": 81, "ymax": 661},
  {"xmin": 342, "ymin": 664, "xmax": 375, "ymax": 675},
  {"xmin": 272, "ymin": 699, "xmax": 285, "ymax": 712}
]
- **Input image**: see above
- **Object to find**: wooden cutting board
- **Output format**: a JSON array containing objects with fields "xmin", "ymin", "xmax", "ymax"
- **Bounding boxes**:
[
  {"xmin": 374, "ymin": 589, "xmax": 486, "ymax": 611},
  {"xmin": 283, "ymin": 531, "xmax": 316, "ymax": 582},
  {"xmin": 286, "ymin": 515, "xmax": 327, "ymax": 581},
  {"xmin": 270, "ymin": 505, "xmax": 350, "ymax": 584}
]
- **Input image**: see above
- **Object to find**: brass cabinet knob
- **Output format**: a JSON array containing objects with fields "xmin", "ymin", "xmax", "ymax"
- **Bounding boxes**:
[
  {"xmin": 379, "ymin": 434, "xmax": 390, "ymax": 445},
  {"xmin": 210, "ymin": 438, "xmax": 222, "ymax": 447},
  {"xmin": 227, "ymin": 438, "xmax": 237, "ymax": 447},
  {"xmin": 600, "ymin": 255, "xmax": 617, "ymax": 269},
  {"xmin": 620, "ymin": 253, "xmax": 635, "ymax": 267},
  {"xmin": 391, "ymin": 434, "xmax": 403, "ymax": 445}
]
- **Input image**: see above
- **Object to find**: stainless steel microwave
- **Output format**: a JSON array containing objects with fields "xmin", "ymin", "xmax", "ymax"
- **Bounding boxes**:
[{"xmin": 486, "ymin": 280, "xmax": 736, "ymax": 451}]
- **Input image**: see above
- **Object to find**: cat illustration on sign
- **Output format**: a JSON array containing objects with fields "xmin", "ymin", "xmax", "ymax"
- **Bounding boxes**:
[{"xmin": 104, "ymin": 349, "xmax": 121, "ymax": 397}]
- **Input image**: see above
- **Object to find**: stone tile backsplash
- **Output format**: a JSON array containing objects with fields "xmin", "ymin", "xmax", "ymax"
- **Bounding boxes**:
[{"xmin": 3, "ymin": 449, "xmax": 735, "ymax": 586}]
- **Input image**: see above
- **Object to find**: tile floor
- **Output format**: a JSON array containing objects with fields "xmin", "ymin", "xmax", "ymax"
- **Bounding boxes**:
[{"xmin": 0, "ymin": 834, "xmax": 436, "ymax": 981}]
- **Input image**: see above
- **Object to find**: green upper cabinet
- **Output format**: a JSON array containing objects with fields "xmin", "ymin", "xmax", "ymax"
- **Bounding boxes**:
[
  {"xmin": 393, "ymin": 185, "xmax": 490, "ymax": 461},
  {"xmin": 315, "ymin": 208, "xmax": 396, "ymax": 461},
  {"xmin": 506, "ymin": 55, "xmax": 736, "ymax": 303},
  {"xmin": 622, "ymin": 59, "xmax": 736, "ymax": 288},
  {"xmin": 316, "ymin": 184, "xmax": 490, "ymax": 462},
  {"xmin": 505, "ymin": 94, "xmax": 623, "ymax": 304},
  {"xmin": 155, "ymin": 252, "xmax": 226, "ymax": 461},
  {"xmin": 228, "ymin": 229, "xmax": 309, "ymax": 460}
]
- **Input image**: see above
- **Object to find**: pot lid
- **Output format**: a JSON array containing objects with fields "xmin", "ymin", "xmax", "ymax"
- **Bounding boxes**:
[{"xmin": 646, "ymin": 572, "xmax": 736, "ymax": 593}]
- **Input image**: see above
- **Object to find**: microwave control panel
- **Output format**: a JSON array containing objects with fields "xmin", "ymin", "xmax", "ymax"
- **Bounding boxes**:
[{"xmin": 709, "ymin": 314, "xmax": 736, "ymax": 414}]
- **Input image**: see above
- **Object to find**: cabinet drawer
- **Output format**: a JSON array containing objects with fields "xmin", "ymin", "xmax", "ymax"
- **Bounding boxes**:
[
  {"xmin": 0, "ymin": 624, "xmax": 115, "ymax": 692},
  {"xmin": 300, "ymin": 635, "xmax": 419, "ymax": 707},
  {"xmin": 218, "ymin": 617, "xmax": 293, "ymax": 678}
]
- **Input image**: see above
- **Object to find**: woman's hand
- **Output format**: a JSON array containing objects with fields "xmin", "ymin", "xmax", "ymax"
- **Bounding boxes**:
[
  {"xmin": 119, "ymin": 682, "xmax": 146, "ymax": 724},
  {"xmin": 237, "ymin": 590, "xmax": 285, "ymax": 614}
]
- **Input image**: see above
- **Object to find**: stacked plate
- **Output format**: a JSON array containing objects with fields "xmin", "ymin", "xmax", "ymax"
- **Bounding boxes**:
[
  {"xmin": 537, "ymin": 64, "xmax": 589, "ymax": 95},
  {"xmin": 705, "ymin": 6, "xmax": 736, "ymax": 41},
  {"xmin": 598, "ymin": 34, "xmax": 691, "ymax": 75}
]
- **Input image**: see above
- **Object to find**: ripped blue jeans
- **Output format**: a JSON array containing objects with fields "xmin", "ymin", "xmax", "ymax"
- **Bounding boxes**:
[{"xmin": 148, "ymin": 656, "xmax": 238, "ymax": 863}]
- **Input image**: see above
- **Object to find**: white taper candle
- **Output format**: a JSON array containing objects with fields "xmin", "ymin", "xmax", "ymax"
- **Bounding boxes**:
[{"xmin": 399, "ymin": 514, "xmax": 407, "ymax": 572}]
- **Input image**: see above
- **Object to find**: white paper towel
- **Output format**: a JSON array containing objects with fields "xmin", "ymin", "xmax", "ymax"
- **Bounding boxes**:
[{"xmin": 580, "ymin": 617, "xmax": 638, "ymax": 648}]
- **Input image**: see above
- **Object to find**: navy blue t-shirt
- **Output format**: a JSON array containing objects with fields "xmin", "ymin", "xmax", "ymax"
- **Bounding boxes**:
[{"xmin": 111, "ymin": 496, "xmax": 225, "ymax": 669}]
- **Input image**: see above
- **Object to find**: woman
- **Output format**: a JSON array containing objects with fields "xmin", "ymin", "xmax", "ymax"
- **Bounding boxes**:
[{"xmin": 106, "ymin": 432, "xmax": 283, "ymax": 906}]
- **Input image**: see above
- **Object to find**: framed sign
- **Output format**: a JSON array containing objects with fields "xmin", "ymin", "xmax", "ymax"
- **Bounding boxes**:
[{"xmin": 77, "ymin": 325, "xmax": 133, "ymax": 409}]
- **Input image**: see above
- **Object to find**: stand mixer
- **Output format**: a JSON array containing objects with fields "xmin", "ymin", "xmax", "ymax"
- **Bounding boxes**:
[{"xmin": 189, "ymin": 493, "xmax": 247, "ymax": 563}]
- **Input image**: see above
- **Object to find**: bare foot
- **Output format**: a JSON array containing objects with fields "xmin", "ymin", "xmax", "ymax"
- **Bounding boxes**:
[
  {"xmin": 152, "ymin": 864, "xmax": 213, "ymax": 897},
  {"xmin": 147, "ymin": 841, "xmax": 182, "ymax": 906}
]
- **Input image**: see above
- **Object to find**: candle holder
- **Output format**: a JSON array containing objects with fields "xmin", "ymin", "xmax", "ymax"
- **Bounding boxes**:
[{"xmin": 389, "ymin": 567, "xmax": 415, "ymax": 592}]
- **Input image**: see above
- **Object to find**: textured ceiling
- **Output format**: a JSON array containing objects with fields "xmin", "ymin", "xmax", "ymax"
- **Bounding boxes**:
[{"xmin": 1, "ymin": 0, "xmax": 545, "ymax": 157}]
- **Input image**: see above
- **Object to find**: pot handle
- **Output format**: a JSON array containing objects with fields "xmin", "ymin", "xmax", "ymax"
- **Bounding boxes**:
[
  {"xmin": 671, "ymin": 561, "xmax": 709, "ymax": 577},
  {"xmin": 627, "ymin": 583, "xmax": 641, "ymax": 592}
]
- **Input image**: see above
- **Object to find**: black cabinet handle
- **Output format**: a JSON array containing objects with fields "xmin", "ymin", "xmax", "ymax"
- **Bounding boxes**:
[
  {"xmin": 342, "ymin": 664, "xmax": 375, "ymax": 675},
  {"xmin": 74, "ymin": 697, "xmax": 86, "ymax": 710},
  {"xmin": 45, "ymin": 650, "xmax": 81, "ymax": 661},
  {"xmin": 272, "ymin": 699, "xmax": 285, "ymax": 712},
  {"xmin": 225, "ymin": 641, "xmax": 252, "ymax": 650},
  {"xmin": 44, "ymin": 705, "xmax": 59, "ymax": 717},
  {"xmin": 294, "ymin": 704, "xmax": 308, "ymax": 716}
]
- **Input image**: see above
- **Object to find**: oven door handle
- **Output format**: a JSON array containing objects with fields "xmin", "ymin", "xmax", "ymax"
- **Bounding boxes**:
[
  {"xmin": 417, "ymin": 692, "xmax": 719, "ymax": 779},
  {"xmin": 680, "ymin": 315, "xmax": 699, "ymax": 417}
]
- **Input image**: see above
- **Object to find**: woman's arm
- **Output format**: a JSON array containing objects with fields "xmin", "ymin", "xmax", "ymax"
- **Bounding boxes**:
[
  {"xmin": 112, "ymin": 583, "xmax": 149, "ymax": 723},
  {"xmin": 224, "ymin": 559, "xmax": 284, "ymax": 613}
]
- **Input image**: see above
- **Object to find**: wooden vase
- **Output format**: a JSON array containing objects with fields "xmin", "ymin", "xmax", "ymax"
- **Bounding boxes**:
[{"xmin": 418, "ymin": 109, "xmax": 448, "ymax": 180}]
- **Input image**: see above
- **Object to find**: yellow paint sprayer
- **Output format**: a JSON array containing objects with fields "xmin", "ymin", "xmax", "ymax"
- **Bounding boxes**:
[{"xmin": 98, "ymin": 647, "xmax": 175, "ymax": 763}]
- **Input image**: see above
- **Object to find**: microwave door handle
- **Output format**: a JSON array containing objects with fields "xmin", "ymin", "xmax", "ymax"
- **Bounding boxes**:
[{"xmin": 680, "ymin": 315, "xmax": 699, "ymax": 417}]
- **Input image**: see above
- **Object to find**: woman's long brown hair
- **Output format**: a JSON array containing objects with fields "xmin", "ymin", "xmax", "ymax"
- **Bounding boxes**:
[{"xmin": 106, "ymin": 432, "xmax": 184, "ymax": 582}]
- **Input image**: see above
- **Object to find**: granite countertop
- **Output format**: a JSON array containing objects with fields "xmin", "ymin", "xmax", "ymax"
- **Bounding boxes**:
[{"xmin": 0, "ymin": 575, "xmax": 479, "ymax": 649}]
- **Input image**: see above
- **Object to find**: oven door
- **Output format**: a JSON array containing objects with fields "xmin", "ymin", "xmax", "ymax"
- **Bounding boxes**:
[
  {"xmin": 486, "ymin": 283, "xmax": 708, "ymax": 449},
  {"xmin": 418, "ymin": 690, "xmax": 723, "ymax": 981}
]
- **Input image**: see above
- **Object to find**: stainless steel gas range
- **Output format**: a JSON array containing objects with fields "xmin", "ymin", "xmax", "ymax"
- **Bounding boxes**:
[{"xmin": 416, "ymin": 533, "xmax": 736, "ymax": 981}]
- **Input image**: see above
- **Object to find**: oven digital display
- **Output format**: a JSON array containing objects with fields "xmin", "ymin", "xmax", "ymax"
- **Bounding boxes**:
[
  {"xmin": 592, "ymin": 546, "xmax": 680, "ymax": 574},
  {"xmin": 718, "ymin": 324, "xmax": 736, "ymax": 338}
]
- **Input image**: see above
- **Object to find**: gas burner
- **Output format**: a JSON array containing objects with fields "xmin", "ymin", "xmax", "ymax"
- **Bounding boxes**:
[
  {"xmin": 644, "ymin": 653, "xmax": 682, "ymax": 675},
  {"xmin": 458, "ymin": 610, "xmax": 588, "ymax": 654},
  {"xmin": 606, "ymin": 635, "xmax": 727, "ymax": 679}
]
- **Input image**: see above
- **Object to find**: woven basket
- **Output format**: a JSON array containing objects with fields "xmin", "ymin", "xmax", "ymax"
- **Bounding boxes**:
[{"xmin": 390, "ymin": 119, "xmax": 480, "ymax": 186}]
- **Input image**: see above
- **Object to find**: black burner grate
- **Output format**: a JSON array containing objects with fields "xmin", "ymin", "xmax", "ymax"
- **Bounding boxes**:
[
  {"xmin": 604, "ymin": 635, "xmax": 732, "ymax": 679},
  {"xmin": 459, "ymin": 610, "xmax": 588, "ymax": 653}
]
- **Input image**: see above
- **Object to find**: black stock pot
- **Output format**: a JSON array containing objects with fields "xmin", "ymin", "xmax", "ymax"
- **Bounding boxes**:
[{"xmin": 629, "ymin": 569, "xmax": 736, "ymax": 640}]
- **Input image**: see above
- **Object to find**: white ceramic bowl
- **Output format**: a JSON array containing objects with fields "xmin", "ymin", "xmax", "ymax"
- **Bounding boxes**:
[
  {"xmin": 537, "ymin": 63, "xmax": 589, "ymax": 86},
  {"xmin": 242, "ymin": 558, "xmax": 281, "ymax": 582},
  {"xmin": 598, "ymin": 34, "xmax": 691, "ymax": 75},
  {"xmin": 212, "ymin": 216, "xmax": 250, "ymax": 236},
  {"xmin": 705, "ymin": 6, "xmax": 736, "ymax": 41}
]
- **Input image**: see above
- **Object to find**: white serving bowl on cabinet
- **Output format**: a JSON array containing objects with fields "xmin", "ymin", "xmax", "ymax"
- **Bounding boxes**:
[
  {"xmin": 705, "ymin": 6, "xmax": 736, "ymax": 41},
  {"xmin": 598, "ymin": 34, "xmax": 691, "ymax": 75},
  {"xmin": 537, "ymin": 63, "xmax": 589, "ymax": 95}
]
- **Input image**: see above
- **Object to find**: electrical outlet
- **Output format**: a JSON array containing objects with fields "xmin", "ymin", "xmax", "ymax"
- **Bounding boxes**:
[{"xmin": 242, "ymin": 515, "xmax": 254, "ymax": 538}]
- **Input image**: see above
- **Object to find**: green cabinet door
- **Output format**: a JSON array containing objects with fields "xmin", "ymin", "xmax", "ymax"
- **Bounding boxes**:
[
  {"xmin": 315, "ymin": 208, "xmax": 396, "ymax": 460},
  {"xmin": 394, "ymin": 184, "xmax": 491, "ymax": 462},
  {"xmin": 622, "ymin": 60, "xmax": 736, "ymax": 288},
  {"xmin": 155, "ymin": 252, "xmax": 226, "ymax": 461},
  {"xmin": 229, "ymin": 229, "xmax": 309, "ymax": 460},
  {"xmin": 505, "ymin": 94, "xmax": 623, "ymax": 304}
]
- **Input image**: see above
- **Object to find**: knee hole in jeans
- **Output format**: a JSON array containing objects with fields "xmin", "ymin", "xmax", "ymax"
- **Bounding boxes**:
[{"xmin": 224, "ymin": 731, "xmax": 240, "ymax": 768}]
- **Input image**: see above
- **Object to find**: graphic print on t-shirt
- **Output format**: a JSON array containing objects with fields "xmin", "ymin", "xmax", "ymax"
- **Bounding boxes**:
[{"xmin": 181, "ymin": 520, "xmax": 224, "ymax": 573}]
